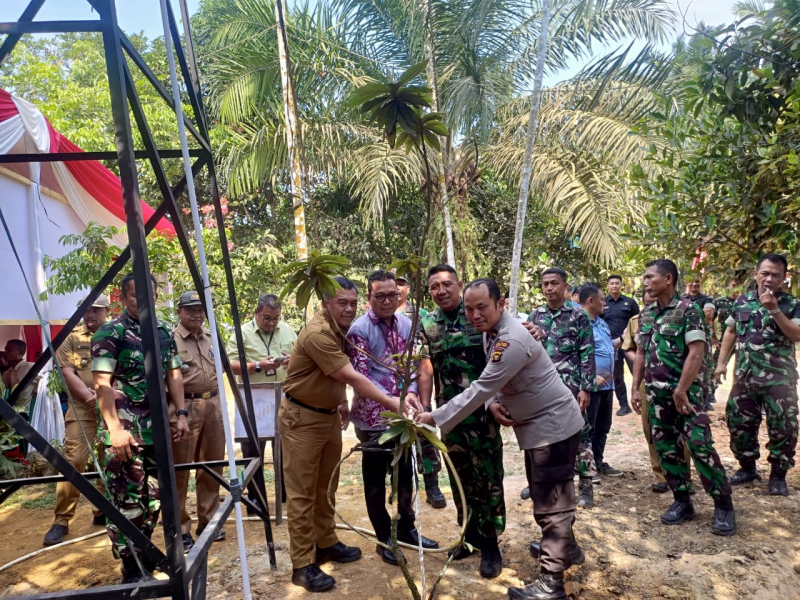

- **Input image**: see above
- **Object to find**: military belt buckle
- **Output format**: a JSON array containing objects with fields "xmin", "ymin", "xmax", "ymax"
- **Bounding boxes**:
[{"xmin": 202, "ymin": 391, "xmax": 211, "ymax": 399}]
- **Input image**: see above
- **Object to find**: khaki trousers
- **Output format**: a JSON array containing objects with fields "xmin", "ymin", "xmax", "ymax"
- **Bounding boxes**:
[
  {"xmin": 639, "ymin": 382, "xmax": 691, "ymax": 483},
  {"xmin": 171, "ymin": 396, "xmax": 225, "ymax": 534},
  {"xmin": 279, "ymin": 399, "xmax": 342, "ymax": 569},
  {"xmin": 54, "ymin": 420, "xmax": 105, "ymax": 527}
]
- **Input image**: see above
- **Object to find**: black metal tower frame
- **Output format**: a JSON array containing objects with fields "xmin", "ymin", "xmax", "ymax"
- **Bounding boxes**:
[{"xmin": 0, "ymin": 1, "xmax": 277, "ymax": 598}]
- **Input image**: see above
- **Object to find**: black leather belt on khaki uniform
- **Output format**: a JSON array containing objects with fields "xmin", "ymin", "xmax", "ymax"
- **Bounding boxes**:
[
  {"xmin": 286, "ymin": 394, "xmax": 337, "ymax": 415},
  {"xmin": 185, "ymin": 390, "xmax": 219, "ymax": 400}
]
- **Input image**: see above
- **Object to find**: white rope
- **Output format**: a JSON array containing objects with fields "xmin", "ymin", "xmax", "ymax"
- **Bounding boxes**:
[
  {"xmin": 0, "ymin": 531, "xmax": 106, "ymax": 575},
  {"xmin": 410, "ymin": 444, "xmax": 426, "ymax": 598},
  {"xmin": 158, "ymin": 2, "xmax": 252, "ymax": 598}
]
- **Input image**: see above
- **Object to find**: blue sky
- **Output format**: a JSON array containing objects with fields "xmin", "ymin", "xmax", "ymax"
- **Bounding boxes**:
[{"xmin": 4, "ymin": 0, "xmax": 739, "ymax": 85}]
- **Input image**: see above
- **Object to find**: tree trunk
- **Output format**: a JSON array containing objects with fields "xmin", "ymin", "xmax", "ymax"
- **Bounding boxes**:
[
  {"xmin": 507, "ymin": 0, "xmax": 551, "ymax": 316},
  {"xmin": 274, "ymin": 0, "xmax": 309, "ymax": 259},
  {"xmin": 423, "ymin": 0, "xmax": 456, "ymax": 268}
]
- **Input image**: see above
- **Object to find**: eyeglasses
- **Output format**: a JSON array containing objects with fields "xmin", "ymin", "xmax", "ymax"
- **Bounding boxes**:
[
  {"xmin": 372, "ymin": 292, "xmax": 400, "ymax": 303},
  {"xmin": 258, "ymin": 313, "xmax": 281, "ymax": 323}
]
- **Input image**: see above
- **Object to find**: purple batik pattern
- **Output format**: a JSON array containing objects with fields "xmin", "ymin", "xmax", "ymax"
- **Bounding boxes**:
[{"xmin": 347, "ymin": 309, "xmax": 418, "ymax": 431}]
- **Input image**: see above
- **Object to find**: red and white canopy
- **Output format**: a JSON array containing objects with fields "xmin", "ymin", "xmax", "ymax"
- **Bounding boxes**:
[
  {"xmin": 0, "ymin": 88, "xmax": 175, "ymax": 244},
  {"xmin": 0, "ymin": 88, "xmax": 175, "ymax": 343}
]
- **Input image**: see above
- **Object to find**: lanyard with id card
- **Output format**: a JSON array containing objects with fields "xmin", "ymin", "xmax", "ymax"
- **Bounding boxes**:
[{"xmin": 256, "ymin": 329, "xmax": 278, "ymax": 376}]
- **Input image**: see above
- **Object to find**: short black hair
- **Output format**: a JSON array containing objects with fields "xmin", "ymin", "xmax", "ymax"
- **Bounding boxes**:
[
  {"xmin": 120, "ymin": 272, "xmax": 158, "ymax": 297},
  {"xmin": 572, "ymin": 285, "xmax": 581, "ymax": 297},
  {"xmin": 607, "ymin": 274, "xmax": 622, "ymax": 283},
  {"xmin": 542, "ymin": 267, "xmax": 568, "ymax": 283},
  {"xmin": 579, "ymin": 283, "xmax": 603, "ymax": 304},
  {"xmin": 256, "ymin": 294, "xmax": 281, "ymax": 312},
  {"xmin": 5, "ymin": 339, "xmax": 26, "ymax": 354},
  {"xmin": 756, "ymin": 253, "xmax": 788, "ymax": 273},
  {"xmin": 566, "ymin": 284, "xmax": 574, "ymax": 293},
  {"xmin": 464, "ymin": 278, "xmax": 502, "ymax": 303},
  {"xmin": 427, "ymin": 263, "xmax": 457, "ymax": 280},
  {"xmin": 646, "ymin": 259, "xmax": 679, "ymax": 286},
  {"xmin": 324, "ymin": 276, "xmax": 358, "ymax": 299},
  {"xmin": 367, "ymin": 269, "xmax": 396, "ymax": 294}
]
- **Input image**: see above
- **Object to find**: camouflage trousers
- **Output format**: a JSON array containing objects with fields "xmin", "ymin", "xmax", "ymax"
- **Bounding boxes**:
[
  {"xmin": 442, "ymin": 405, "xmax": 506, "ymax": 541},
  {"xmin": 647, "ymin": 387, "xmax": 732, "ymax": 498},
  {"xmin": 104, "ymin": 445, "xmax": 160, "ymax": 559},
  {"xmin": 725, "ymin": 381, "xmax": 799, "ymax": 472},
  {"xmin": 574, "ymin": 409, "xmax": 597, "ymax": 478},
  {"xmin": 417, "ymin": 437, "xmax": 443, "ymax": 476}
]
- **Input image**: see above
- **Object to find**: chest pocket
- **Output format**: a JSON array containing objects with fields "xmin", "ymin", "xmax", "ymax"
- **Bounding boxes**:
[
  {"xmin": 657, "ymin": 323, "xmax": 684, "ymax": 353},
  {"xmin": 74, "ymin": 345, "xmax": 92, "ymax": 370},
  {"xmin": 735, "ymin": 308, "xmax": 751, "ymax": 339},
  {"xmin": 556, "ymin": 326, "xmax": 577, "ymax": 354},
  {"xmin": 179, "ymin": 352, "xmax": 195, "ymax": 374}
]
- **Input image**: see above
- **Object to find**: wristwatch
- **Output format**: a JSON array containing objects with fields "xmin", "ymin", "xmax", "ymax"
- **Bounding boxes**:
[
  {"xmin": 176, "ymin": 409, "xmax": 188, "ymax": 417},
  {"xmin": 768, "ymin": 308, "xmax": 781, "ymax": 315},
  {"xmin": 254, "ymin": 362, "xmax": 262, "ymax": 373}
]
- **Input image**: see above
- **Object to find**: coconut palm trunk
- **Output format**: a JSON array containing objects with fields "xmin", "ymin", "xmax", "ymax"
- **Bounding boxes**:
[
  {"xmin": 274, "ymin": 0, "xmax": 310, "ymax": 259},
  {"xmin": 423, "ymin": 0, "xmax": 456, "ymax": 268},
  {"xmin": 507, "ymin": 0, "xmax": 551, "ymax": 316}
]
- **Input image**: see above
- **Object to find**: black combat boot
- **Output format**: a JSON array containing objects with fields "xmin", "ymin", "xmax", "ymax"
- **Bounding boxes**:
[
  {"xmin": 576, "ymin": 477, "xmax": 593, "ymax": 509},
  {"xmin": 120, "ymin": 555, "xmax": 153, "ymax": 584},
  {"xmin": 507, "ymin": 569, "xmax": 566, "ymax": 600},
  {"xmin": 711, "ymin": 495, "xmax": 736, "ymax": 536},
  {"xmin": 529, "ymin": 541, "xmax": 585, "ymax": 565},
  {"xmin": 730, "ymin": 460, "xmax": 761, "ymax": 485},
  {"xmin": 660, "ymin": 491, "xmax": 695, "ymax": 525},
  {"xmin": 480, "ymin": 537, "xmax": 503, "ymax": 579},
  {"xmin": 291, "ymin": 563, "xmax": 336, "ymax": 592},
  {"xmin": 768, "ymin": 468, "xmax": 789, "ymax": 496},
  {"xmin": 424, "ymin": 472, "xmax": 447, "ymax": 508}
]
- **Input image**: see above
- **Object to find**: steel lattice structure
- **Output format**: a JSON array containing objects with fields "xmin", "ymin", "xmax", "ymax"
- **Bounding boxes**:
[{"xmin": 0, "ymin": 1, "xmax": 277, "ymax": 598}]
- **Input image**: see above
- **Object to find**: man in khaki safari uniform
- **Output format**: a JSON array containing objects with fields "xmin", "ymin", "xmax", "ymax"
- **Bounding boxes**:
[
  {"xmin": 281, "ymin": 276, "xmax": 402, "ymax": 593},
  {"xmin": 171, "ymin": 291, "xmax": 226, "ymax": 551},
  {"xmin": 43, "ymin": 295, "xmax": 110, "ymax": 546}
]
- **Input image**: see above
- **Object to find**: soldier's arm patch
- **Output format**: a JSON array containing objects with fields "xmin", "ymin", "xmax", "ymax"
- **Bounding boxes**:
[{"xmin": 491, "ymin": 341, "xmax": 510, "ymax": 362}]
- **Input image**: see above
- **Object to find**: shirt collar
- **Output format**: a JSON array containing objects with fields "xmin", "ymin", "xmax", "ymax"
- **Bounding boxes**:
[
  {"xmin": 176, "ymin": 323, "xmax": 207, "ymax": 340},
  {"xmin": 367, "ymin": 307, "xmax": 397, "ymax": 328},
  {"xmin": 435, "ymin": 300, "xmax": 464, "ymax": 323}
]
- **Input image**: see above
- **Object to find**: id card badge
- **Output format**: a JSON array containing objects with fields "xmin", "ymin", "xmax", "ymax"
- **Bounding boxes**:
[{"xmin": 265, "ymin": 369, "xmax": 277, "ymax": 377}]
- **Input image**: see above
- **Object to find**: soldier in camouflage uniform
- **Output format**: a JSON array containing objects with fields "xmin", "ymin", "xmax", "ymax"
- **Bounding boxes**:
[
  {"xmin": 527, "ymin": 267, "xmax": 597, "ymax": 509},
  {"xmin": 715, "ymin": 254, "xmax": 800, "ymax": 496},
  {"xmin": 681, "ymin": 277, "xmax": 717, "ymax": 410},
  {"xmin": 394, "ymin": 272, "xmax": 445, "ymax": 508},
  {"xmin": 418, "ymin": 264, "xmax": 505, "ymax": 579},
  {"xmin": 92, "ymin": 273, "xmax": 189, "ymax": 583},
  {"xmin": 632, "ymin": 260, "xmax": 735, "ymax": 536}
]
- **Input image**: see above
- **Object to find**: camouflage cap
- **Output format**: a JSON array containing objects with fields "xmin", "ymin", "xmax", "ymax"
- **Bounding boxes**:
[
  {"xmin": 80, "ymin": 294, "xmax": 110, "ymax": 308},
  {"xmin": 177, "ymin": 291, "xmax": 203, "ymax": 308}
]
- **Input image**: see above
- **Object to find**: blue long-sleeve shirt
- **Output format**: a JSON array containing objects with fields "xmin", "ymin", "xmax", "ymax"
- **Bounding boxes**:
[{"xmin": 590, "ymin": 315, "xmax": 615, "ymax": 391}]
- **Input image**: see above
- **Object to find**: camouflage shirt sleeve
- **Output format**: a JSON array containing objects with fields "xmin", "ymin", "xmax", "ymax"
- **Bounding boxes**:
[
  {"xmin": 576, "ymin": 310, "xmax": 596, "ymax": 392},
  {"xmin": 790, "ymin": 297, "xmax": 800, "ymax": 324},
  {"xmin": 91, "ymin": 321, "xmax": 122, "ymax": 374},
  {"xmin": 417, "ymin": 315, "xmax": 431, "ymax": 358},
  {"xmin": 165, "ymin": 325, "xmax": 182, "ymax": 371},
  {"xmin": 684, "ymin": 305, "xmax": 706, "ymax": 345}
]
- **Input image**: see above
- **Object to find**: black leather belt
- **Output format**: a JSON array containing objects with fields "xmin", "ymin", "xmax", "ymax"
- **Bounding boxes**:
[
  {"xmin": 185, "ymin": 390, "xmax": 218, "ymax": 400},
  {"xmin": 286, "ymin": 394, "xmax": 337, "ymax": 415}
]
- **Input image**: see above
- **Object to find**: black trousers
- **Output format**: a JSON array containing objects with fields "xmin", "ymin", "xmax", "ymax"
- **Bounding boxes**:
[
  {"xmin": 356, "ymin": 428, "xmax": 415, "ymax": 542},
  {"xmin": 613, "ymin": 349, "xmax": 632, "ymax": 409},
  {"xmin": 526, "ymin": 432, "xmax": 581, "ymax": 573},
  {"xmin": 586, "ymin": 389, "xmax": 614, "ymax": 467}
]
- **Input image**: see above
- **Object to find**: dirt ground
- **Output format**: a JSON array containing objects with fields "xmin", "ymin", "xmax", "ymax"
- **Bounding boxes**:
[{"xmin": 2, "ymin": 373, "xmax": 800, "ymax": 600}]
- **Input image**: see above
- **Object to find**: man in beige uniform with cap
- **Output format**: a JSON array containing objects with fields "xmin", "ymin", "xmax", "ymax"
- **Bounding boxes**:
[
  {"xmin": 172, "ymin": 291, "xmax": 226, "ymax": 552},
  {"xmin": 43, "ymin": 295, "xmax": 110, "ymax": 546},
  {"xmin": 417, "ymin": 279, "xmax": 585, "ymax": 600}
]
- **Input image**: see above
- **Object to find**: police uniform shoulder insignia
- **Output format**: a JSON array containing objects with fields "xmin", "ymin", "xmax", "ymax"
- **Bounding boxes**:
[{"xmin": 491, "ymin": 340, "xmax": 510, "ymax": 362}]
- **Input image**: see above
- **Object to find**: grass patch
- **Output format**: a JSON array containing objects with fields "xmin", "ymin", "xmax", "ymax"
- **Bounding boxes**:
[{"xmin": 19, "ymin": 484, "xmax": 57, "ymax": 509}]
